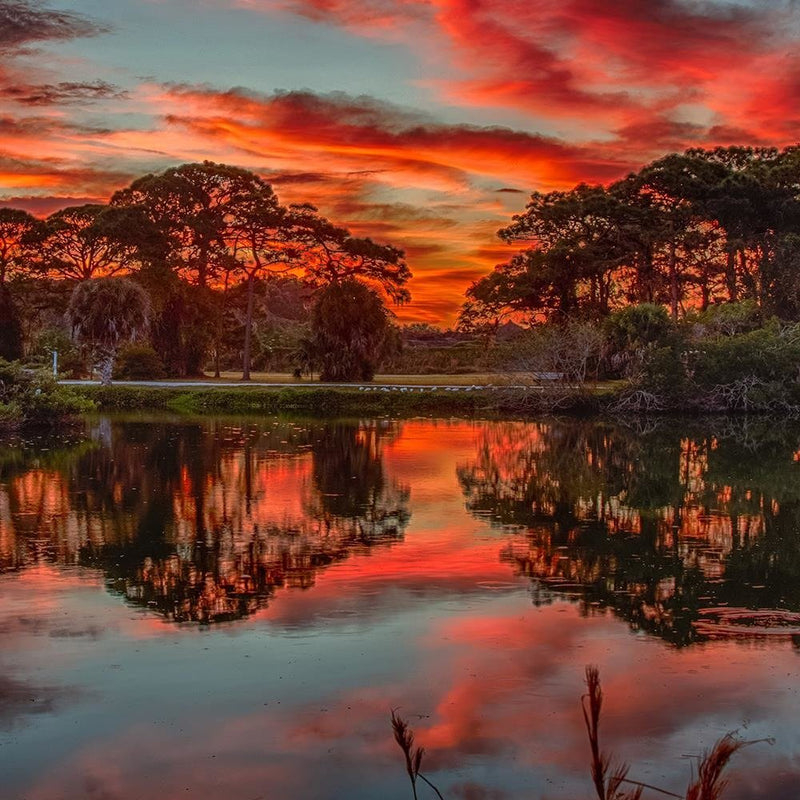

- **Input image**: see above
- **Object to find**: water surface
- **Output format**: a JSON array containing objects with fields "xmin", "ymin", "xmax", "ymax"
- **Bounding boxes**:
[{"xmin": 1, "ymin": 415, "xmax": 799, "ymax": 799}]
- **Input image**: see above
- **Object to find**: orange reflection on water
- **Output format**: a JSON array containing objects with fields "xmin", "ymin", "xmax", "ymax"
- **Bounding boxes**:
[{"xmin": 2, "ymin": 416, "xmax": 800, "ymax": 800}]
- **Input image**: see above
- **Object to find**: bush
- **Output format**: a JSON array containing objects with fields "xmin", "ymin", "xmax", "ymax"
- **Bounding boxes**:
[
  {"xmin": 0, "ymin": 359, "xmax": 94, "ymax": 426},
  {"xmin": 694, "ymin": 300, "xmax": 763, "ymax": 336},
  {"xmin": 631, "ymin": 320, "xmax": 800, "ymax": 412},
  {"xmin": 114, "ymin": 344, "xmax": 166, "ymax": 380},
  {"xmin": 516, "ymin": 320, "xmax": 603, "ymax": 387},
  {"xmin": 27, "ymin": 327, "xmax": 85, "ymax": 377},
  {"xmin": 603, "ymin": 304, "xmax": 673, "ymax": 378}
]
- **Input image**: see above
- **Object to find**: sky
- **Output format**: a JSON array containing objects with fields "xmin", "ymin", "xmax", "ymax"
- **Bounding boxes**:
[{"xmin": 1, "ymin": 0, "xmax": 800, "ymax": 323}]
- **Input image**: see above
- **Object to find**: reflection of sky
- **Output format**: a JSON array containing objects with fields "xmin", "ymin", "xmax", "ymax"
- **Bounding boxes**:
[{"xmin": 1, "ymin": 419, "xmax": 800, "ymax": 799}]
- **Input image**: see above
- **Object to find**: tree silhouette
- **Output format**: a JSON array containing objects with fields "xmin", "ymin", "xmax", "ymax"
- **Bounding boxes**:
[{"xmin": 38, "ymin": 204, "xmax": 159, "ymax": 281}]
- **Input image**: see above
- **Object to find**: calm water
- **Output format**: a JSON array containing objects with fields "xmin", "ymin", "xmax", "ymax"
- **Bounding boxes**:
[{"xmin": 1, "ymin": 415, "xmax": 800, "ymax": 800}]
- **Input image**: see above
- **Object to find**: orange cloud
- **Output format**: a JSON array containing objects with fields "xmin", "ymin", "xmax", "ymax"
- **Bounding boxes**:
[{"xmin": 2, "ymin": 1, "xmax": 800, "ymax": 322}]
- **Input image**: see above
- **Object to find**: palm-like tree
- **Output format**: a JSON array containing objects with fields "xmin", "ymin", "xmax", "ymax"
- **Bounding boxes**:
[{"xmin": 68, "ymin": 277, "xmax": 150, "ymax": 385}]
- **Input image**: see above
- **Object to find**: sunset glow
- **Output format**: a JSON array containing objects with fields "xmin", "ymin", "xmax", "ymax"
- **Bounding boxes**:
[{"xmin": 2, "ymin": 0, "xmax": 799, "ymax": 321}]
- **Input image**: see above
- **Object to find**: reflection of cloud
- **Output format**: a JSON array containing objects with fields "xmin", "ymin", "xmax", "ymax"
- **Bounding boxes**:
[
  {"xmin": 2, "ymin": 419, "xmax": 800, "ymax": 798},
  {"xmin": 0, "ymin": 675, "xmax": 71, "ymax": 729}
]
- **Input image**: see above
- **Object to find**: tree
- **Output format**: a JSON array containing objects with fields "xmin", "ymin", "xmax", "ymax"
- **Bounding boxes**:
[
  {"xmin": 0, "ymin": 289, "xmax": 22, "ymax": 361},
  {"xmin": 37, "ymin": 204, "xmax": 160, "ymax": 281},
  {"xmin": 0, "ymin": 208, "xmax": 38, "ymax": 287},
  {"xmin": 461, "ymin": 143, "xmax": 800, "ymax": 328},
  {"xmin": 307, "ymin": 279, "xmax": 395, "ymax": 381},
  {"xmin": 114, "ymin": 162, "xmax": 300, "ymax": 379},
  {"xmin": 462, "ymin": 184, "xmax": 636, "ymax": 327},
  {"xmin": 67, "ymin": 277, "xmax": 150, "ymax": 385},
  {"xmin": 226, "ymin": 181, "xmax": 303, "ymax": 380},
  {"xmin": 291, "ymin": 204, "xmax": 411, "ymax": 302},
  {"xmin": 0, "ymin": 208, "xmax": 40, "ymax": 360},
  {"xmin": 112, "ymin": 161, "xmax": 258, "ymax": 288}
]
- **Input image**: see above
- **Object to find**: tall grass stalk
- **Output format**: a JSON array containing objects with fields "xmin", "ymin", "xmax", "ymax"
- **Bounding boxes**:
[{"xmin": 391, "ymin": 709, "xmax": 444, "ymax": 800}]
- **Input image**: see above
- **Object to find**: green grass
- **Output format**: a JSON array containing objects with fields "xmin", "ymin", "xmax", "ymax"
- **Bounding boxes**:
[{"xmin": 71, "ymin": 381, "xmax": 620, "ymax": 416}]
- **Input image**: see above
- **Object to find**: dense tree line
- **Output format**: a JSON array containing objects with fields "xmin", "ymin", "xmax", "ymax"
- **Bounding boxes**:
[
  {"xmin": 461, "ymin": 145, "xmax": 800, "ymax": 328},
  {"xmin": 0, "ymin": 161, "xmax": 410, "ymax": 381}
]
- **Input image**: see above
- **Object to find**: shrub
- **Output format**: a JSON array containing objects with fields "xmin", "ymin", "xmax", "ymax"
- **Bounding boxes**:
[
  {"xmin": 603, "ymin": 304, "xmax": 673, "ymax": 378},
  {"xmin": 631, "ymin": 320, "xmax": 800, "ymax": 412},
  {"xmin": 27, "ymin": 327, "xmax": 85, "ymax": 377},
  {"xmin": 0, "ymin": 359, "xmax": 94, "ymax": 426},
  {"xmin": 516, "ymin": 320, "xmax": 603, "ymax": 387},
  {"xmin": 694, "ymin": 300, "xmax": 763, "ymax": 336},
  {"xmin": 114, "ymin": 344, "xmax": 166, "ymax": 380}
]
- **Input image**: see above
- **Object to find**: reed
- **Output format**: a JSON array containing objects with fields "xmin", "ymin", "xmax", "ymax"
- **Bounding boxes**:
[
  {"xmin": 390, "ymin": 666, "xmax": 762, "ymax": 800},
  {"xmin": 391, "ymin": 709, "xmax": 444, "ymax": 800},
  {"xmin": 685, "ymin": 734, "xmax": 748, "ymax": 800},
  {"xmin": 582, "ymin": 665, "xmax": 642, "ymax": 800}
]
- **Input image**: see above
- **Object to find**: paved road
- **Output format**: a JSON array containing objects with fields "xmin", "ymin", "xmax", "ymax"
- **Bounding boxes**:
[{"xmin": 60, "ymin": 379, "xmax": 533, "ymax": 391}]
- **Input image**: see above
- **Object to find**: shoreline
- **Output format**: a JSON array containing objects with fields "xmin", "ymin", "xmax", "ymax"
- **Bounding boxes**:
[
  {"xmin": 66, "ymin": 382, "xmax": 611, "ymax": 417},
  {"xmin": 64, "ymin": 381, "xmax": 790, "ymax": 418}
]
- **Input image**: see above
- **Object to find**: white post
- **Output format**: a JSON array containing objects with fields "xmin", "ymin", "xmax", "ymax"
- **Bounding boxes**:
[{"xmin": 52, "ymin": 349, "xmax": 58, "ymax": 378}]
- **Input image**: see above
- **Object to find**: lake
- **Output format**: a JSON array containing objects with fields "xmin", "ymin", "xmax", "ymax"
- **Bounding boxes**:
[{"xmin": 1, "ymin": 414, "xmax": 799, "ymax": 800}]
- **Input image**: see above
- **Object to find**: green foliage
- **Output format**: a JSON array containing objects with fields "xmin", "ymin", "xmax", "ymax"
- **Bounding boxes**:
[
  {"xmin": 73, "ymin": 385, "xmax": 490, "ymax": 416},
  {"xmin": 27, "ymin": 327, "xmax": 85, "ymax": 377},
  {"xmin": 631, "ymin": 320, "xmax": 800, "ymax": 411},
  {"xmin": 0, "ymin": 359, "xmax": 93, "ymax": 425},
  {"xmin": 603, "ymin": 304, "xmax": 673, "ymax": 378},
  {"xmin": 604, "ymin": 304, "xmax": 673, "ymax": 349},
  {"xmin": 694, "ymin": 300, "xmax": 762, "ymax": 336},
  {"xmin": 308, "ymin": 280, "xmax": 394, "ymax": 382},
  {"xmin": 114, "ymin": 343, "xmax": 166, "ymax": 380}
]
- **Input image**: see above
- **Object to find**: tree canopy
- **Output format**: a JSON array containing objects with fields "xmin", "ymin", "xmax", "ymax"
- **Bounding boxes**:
[{"xmin": 461, "ymin": 145, "xmax": 800, "ymax": 329}]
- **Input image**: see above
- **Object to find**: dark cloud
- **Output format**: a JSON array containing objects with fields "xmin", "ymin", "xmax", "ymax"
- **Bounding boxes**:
[
  {"xmin": 0, "ymin": 0, "xmax": 108, "ymax": 50},
  {"xmin": 0, "ymin": 195, "xmax": 102, "ymax": 215},
  {"xmin": 265, "ymin": 170, "xmax": 337, "ymax": 184},
  {"xmin": 0, "ymin": 79, "xmax": 125, "ymax": 105}
]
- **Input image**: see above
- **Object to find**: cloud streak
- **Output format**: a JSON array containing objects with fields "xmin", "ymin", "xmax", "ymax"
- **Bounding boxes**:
[
  {"xmin": 1, "ymin": 1, "xmax": 800, "ymax": 321},
  {"xmin": 0, "ymin": 0, "xmax": 108, "ymax": 49}
]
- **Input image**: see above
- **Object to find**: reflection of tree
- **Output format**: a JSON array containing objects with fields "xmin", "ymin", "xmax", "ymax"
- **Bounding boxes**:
[
  {"xmin": 458, "ymin": 419, "xmax": 800, "ymax": 645},
  {"xmin": 0, "ymin": 417, "xmax": 410, "ymax": 623},
  {"xmin": 308, "ymin": 422, "xmax": 410, "ymax": 541}
]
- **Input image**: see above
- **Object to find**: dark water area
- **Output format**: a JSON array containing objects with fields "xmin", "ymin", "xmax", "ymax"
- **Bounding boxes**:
[{"xmin": 1, "ymin": 414, "xmax": 799, "ymax": 799}]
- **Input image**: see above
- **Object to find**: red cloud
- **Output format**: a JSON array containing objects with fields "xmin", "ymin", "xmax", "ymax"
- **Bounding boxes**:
[{"xmin": 3, "ymin": 1, "xmax": 800, "ymax": 323}]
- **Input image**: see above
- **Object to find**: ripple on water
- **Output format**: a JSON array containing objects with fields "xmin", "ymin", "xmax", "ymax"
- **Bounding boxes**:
[{"xmin": 693, "ymin": 607, "xmax": 800, "ymax": 638}]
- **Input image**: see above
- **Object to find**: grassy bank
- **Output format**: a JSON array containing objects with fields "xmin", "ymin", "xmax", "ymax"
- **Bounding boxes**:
[
  {"xmin": 71, "ymin": 383, "xmax": 614, "ymax": 417},
  {"xmin": 75, "ymin": 378, "xmax": 799, "ymax": 418}
]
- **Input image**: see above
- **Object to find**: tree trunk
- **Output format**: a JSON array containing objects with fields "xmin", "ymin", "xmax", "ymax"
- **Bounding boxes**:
[
  {"xmin": 725, "ymin": 251, "xmax": 738, "ymax": 302},
  {"xmin": 669, "ymin": 241, "xmax": 679, "ymax": 320},
  {"xmin": 98, "ymin": 349, "xmax": 114, "ymax": 386},
  {"xmin": 213, "ymin": 272, "xmax": 230, "ymax": 379},
  {"xmin": 242, "ymin": 272, "xmax": 255, "ymax": 381}
]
